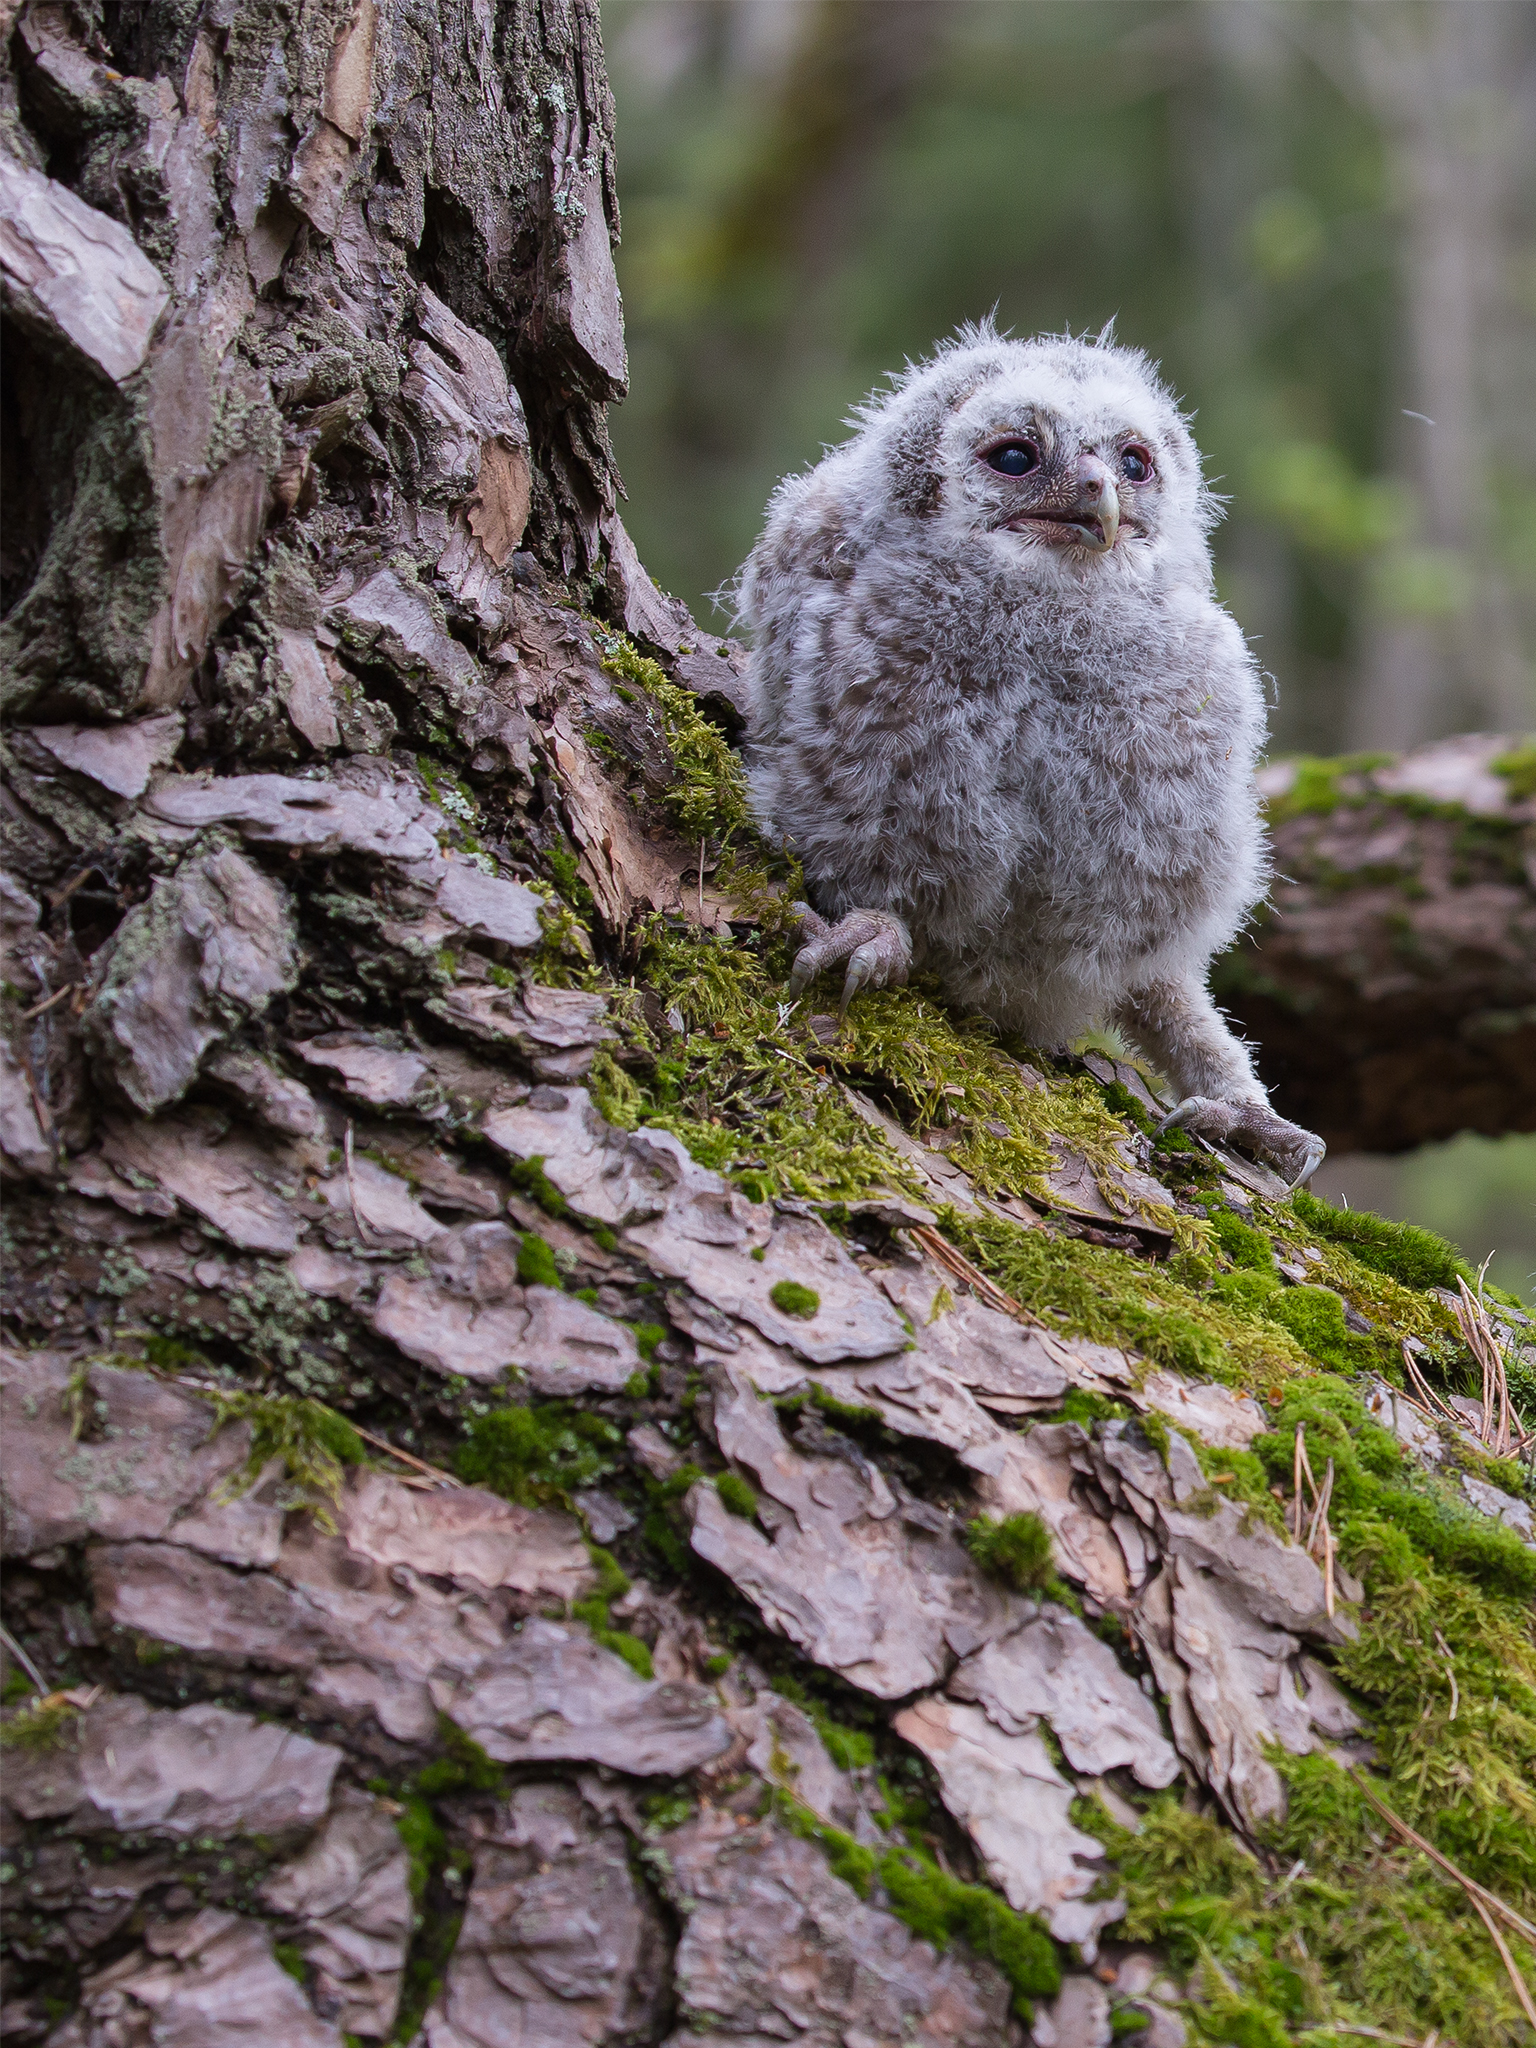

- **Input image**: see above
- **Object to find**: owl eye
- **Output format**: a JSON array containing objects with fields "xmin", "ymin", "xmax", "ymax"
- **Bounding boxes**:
[
  {"xmin": 984, "ymin": 441, "xmax": 1039, "ymax": 477},
  {"xmin": 1121, "ymin": 445, "xmax": 1154, "ymax": 482}
]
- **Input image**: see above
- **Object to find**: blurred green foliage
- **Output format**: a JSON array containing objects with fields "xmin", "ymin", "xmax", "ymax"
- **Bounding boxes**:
[
  {"xmin": 603, "ymin": 0, "xmax": 1521, "ymax": 753},
  {"xmin": 606, "ymin": 1, "xmax": 1534, "ymax": 749}
]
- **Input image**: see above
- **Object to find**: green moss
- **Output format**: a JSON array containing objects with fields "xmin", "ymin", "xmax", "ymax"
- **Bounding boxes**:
[
  {"xmin": 0, "ymin": 1698, "xmax": 78, "ymax": 1749},
  {"xmin": 505, "ymin": 1155, "xmax": 569, "ymax": 1218},
  {"xmin": 964, "ymin": 1511, "xmax": 1055, "ymax": 1594},
  {"xmin": 515, "ymin": 1232, "xmax": 562, "ymax": 1288},
  {"xmin": 945, "ymin": 1209, "xmax": 1314, "ymax": 1390},
  {"xmin": 704, "ymin": 1652, "xmax": 732, "ymax": 1678},
  {"xmin": 1084, "ymin": 1777, "xmax": 1535, "ymax": 2047},
  {"xmin": 593, "ymin": 626, "xmax": 755, "ymax": 840},
  {"xmin": 1187, "ymin": 1436, "xmax": 1289, "ymax": 1535},
  {"xmin": 1250, "ymin": 1377, "xmax": 1536, "ymax": 1600},
  {"xmin": 632, "ymin": 1322, "xmax": 666, "ymax": 1361},
  {"xmin": 1288, "ymin": 1188, "xmax": 1466, "ymax": 1293},
  {"xmin": 412, "ymin": 1720, "xmax": 503, "ymax": 1800},
  {"xmin": 1490, "ymin": 740, "xmax": 1536, "ymax": 803},
  {"xmin": 1209, "ymin": 1268, "xmax": 1282, "ymax": 1314},
  {"xmin": 1110, "ymin": 2008, "xmax": 1155, "ymax": 2039},
  {"xmin": 769, "ymin": 1673, "xmax": 879, "ymax": 1770},
  {"xmin": 805, "ymin": 1383, "xmax": 886, "ymax": 1432},
  {"xmin": 771, "ymin": 1793, "xmax": 1060, "ymax": 2012},
  {"xmin": 1053, "ymin": 1387, "xmax": 1133, "ymax": 1429},
  {"xmin": 769, "ymin": 1280, "xmax": 820, "ymax": 1319},
  {"xmin": 574, "ymin": 1612, "xmax": 652, "ymax": 1679},
  {"xmin": 1211, "ymin": 1209, "xmax": 1277, "ymax": 1272},
  {"xmin": 567, "ymin": 1541, "xmax": 654, "ymax": 1678},
  {"xmin": 639, "ymin": 1788, "xmax": 696, "ymax": 1832},
  {"xmin": 388, "ymin": 1783, "xmax": 465, "ymax": 2045},
  {"xmin": 391, "ymin": 1792, "xmax": 440, "ymax": 1902},
  {"xmin": 272, "ymin": 1943, "xmax": 308, "ymax": 1985},
  {"xmin": 205, "ymin": 1392, "xmax": 363, "ymax": 1532},
  {"xmin": 455, "ymin": 1403, "xmax": 622, "ymax": 1506},
  {"xmin": 715, "ymin": 1472, "xmax": 759, "ymax": 1518},
  {"xmin": 141, "ymin": 1334, "xmax": 210, "ymax": 1370},
  {"xmin": 612, "ymin": 916, "xmax": 1176, "ymax": 1222},
  {"xmin": 1262, "ymin": 752, "xmax": 1395, "ymax": 824},
  {"xmin": 1262, "ymin": 1285, "xmax": 1371, "ymax": 1373},
  {"xmin": 641, "ymin": 1461, "xmax": 705, "ymax": 1575}
]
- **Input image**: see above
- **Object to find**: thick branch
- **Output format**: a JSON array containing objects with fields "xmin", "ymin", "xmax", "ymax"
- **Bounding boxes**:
[{"xmin": 1215, "ymin": 734, "xmax": 1536, "ymax": 1153}]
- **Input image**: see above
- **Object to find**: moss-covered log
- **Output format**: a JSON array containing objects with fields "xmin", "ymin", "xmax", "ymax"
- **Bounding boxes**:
[
  {"xmin": 1216, "ymin": 739, "xmax": 1536, "ymax": 1154},
  {"xmin": 3, "ymin": 2, "xmax": 1536, "ymax": 2045}
]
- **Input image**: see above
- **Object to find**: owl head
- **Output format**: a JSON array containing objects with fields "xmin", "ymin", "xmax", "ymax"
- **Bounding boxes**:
[{"xmin": 831, "ymin": 322, "xmax": 1219, "ymax": 590}]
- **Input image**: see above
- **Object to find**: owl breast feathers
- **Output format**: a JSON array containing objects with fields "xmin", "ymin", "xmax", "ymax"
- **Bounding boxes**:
[{"xmin": 735, "ymin": 323, "xmax": 1326, "ymax": 1187}]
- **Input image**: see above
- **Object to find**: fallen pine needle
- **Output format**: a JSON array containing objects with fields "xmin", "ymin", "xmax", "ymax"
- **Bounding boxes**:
[
  {"xmin": 910, "ymin": 1224, "xmax": 1043, "ymax": 1327},
  {"xmin": 17, "ymin": 982, "xmax": 78, "ymax": 1021},
  {"xmin": 1470, "ymin": 1891, "xmax": 1536, "ymax": 2032},
  {"xmin": 1346, "ymin": 1765, "xmax": 1536, "ymax": 1949},
  {"xmin": 351, "ymin": 1424, "xmax": 463, "ymax": 1488}
]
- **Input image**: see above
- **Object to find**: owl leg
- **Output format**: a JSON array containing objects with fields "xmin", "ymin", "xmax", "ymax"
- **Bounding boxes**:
[
  {"xmin": 1111, "ymin": 976, "xmax": 1325, "ymax": 1189},
  {"xmin": 786, "ymin": 904, "xmax": 912, "ymax": 1015},
  {"xmin": 1156, "ymin": 1096, "xmax": 1326, "ymax": 1190}
]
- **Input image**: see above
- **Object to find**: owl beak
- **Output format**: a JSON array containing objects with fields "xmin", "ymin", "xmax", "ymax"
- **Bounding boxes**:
[{"xmin": 1068, "ymin": 455, "xmax": 1120, "ymax": 551}]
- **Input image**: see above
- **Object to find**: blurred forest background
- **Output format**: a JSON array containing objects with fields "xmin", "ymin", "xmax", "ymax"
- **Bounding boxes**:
[{"xmin": 600, "ymin": 0, "xmax": 1536, "ymax": 1299}]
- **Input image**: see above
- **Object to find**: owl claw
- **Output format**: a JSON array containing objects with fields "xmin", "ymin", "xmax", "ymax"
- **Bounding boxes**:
[
  {"xmin": 786, "ymin": 905, "xmax": 912, "ymax": 1014},
  {"xmin": 1158, "ymin": 1095, "xmax": 1326, "ymax": 1190}
]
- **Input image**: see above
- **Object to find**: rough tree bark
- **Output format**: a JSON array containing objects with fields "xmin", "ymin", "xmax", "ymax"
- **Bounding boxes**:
[{"xmin": 3, "ymin": 4, "xmax": 1535, "ymax": 2046}]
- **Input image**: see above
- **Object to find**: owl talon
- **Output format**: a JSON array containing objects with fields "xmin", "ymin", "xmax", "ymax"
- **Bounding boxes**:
[
  {"xmin": 786, "ymin": 905, "xmax": 912, "ymax": 1012},
  {"xmin": 1158, "ymin": 1095, "xmax": 1326, "ymax": 1189}
]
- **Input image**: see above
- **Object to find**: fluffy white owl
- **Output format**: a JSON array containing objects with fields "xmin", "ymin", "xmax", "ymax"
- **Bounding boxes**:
[{"xmin": 738, "ymin": 324, "xmax": 1323, "ymax": 1185}]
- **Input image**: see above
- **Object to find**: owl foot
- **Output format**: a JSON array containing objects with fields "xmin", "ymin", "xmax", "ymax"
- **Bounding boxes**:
[
  {"xmin": 786, "ymin": 904, "xmax": 912, "ymax": 1015},
  {"xmin": 1158, "ymin": 1096, "xmax": 1326, "ymax": 1190}
]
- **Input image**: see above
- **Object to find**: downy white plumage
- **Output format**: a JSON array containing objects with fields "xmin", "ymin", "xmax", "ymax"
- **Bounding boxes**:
[{"xmin": 738, "ymin": 322, "xmax": 1324, "ymax": 1184}]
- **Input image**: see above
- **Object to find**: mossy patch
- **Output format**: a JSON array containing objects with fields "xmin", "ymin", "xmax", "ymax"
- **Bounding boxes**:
[
  {"xmin": 1261, "ymin": 751, "xmax": 1395, "ymax": 824},
  {"xmin": 1490, "ymin": 740, "xmax": 1536, "ymax": 803},
  {"xmin": 964, "ymin": 1511, "xmax": 1055, "ymax": 1594},
  {"xmin": 1289, "ymin": 1187, "xmax": 1467, "ymax": 1294},
  {"xmin": 1086, "ymin": 1772, "xmax": 1535, "ymax": 2046},
  {"xmin": 205, "ymin": 1391, "xmax": 364, "ymax": 1532},
  {"xmin": 597, "ymin": 917, "xmax": 1179, "ymax": 1223},
  {"xmin": 767, "ymin": 1673, "xmax": 878, "ymax": 1771},
  {"xmin": 768, "ymin": 1280, "xmax": 819, "ymax": 1319},
  {"xmin": 641, "ymin": 1461, "xmax": 705, "ymax": 1576},
  {"xmin": 1248, "ymin": 1376, "xmax": 1536, "ymax": 1601},
  {"xmin": 0, "ymin": 1697, "xmax": 78, "ymax": 1750},
  {"xmin": 505, "ymin": 1154, "xmax": 570, "ymax": 1218},
  {"xmin": 571, "ymin": 1543, "xmax": 654, "ymax": 1679},
  {"xmin": 1211, "ymin": 1208, "xmax": 1277, "ymax": 1272},
  {"xmin": 1262, "ymin": 1284, "xmax": 1374, "ymax": 1374},
  {"xmin": 515, "ymin": 1232, "xmax": 562, "ymax": 1288},
  {"xmin": 771, "ymin": 1791, "xmax": 1060, "ymax": 2013},
  {"xmin": 455, "ymin": 1403, "xmax": 622, "ymax": 1507},
  {"xmin": 592, "ymin": 626, "xmax": 755, "ymax": 841},
  {"xmin": 944, "ymin": 1208, "xmax": 1313, "ymax": 1390},
  {"xmin": 715, "ymin": 1472, "xmax": 759, "ymax": 1519}
]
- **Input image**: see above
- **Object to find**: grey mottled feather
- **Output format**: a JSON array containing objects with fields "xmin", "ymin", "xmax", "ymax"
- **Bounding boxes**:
[{"xmin": 737, "ymin": 324, "xmax": 1276, "ymax": 1110}]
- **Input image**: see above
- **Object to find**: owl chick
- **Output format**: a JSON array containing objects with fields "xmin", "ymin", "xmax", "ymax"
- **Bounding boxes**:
[{"xmin": 737, "ymin": 323, "xmax": 1324, "ymax": 1185}]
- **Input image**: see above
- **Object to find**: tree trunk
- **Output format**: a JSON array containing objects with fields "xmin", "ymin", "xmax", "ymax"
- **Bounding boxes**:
[
  {"xmin": 3, "ymin": 5, "xmax": 1534, "ymax": 2045},
  {"xmin": 1216, "ymin": 733, "xmax": 1536, "ymax": 1153}
]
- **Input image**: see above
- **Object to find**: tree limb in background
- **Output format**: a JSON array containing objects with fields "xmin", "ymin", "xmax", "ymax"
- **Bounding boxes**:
[{"xmin": 1215, "ymin": 734, "xmax": 1536, "ymax": 1153}]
